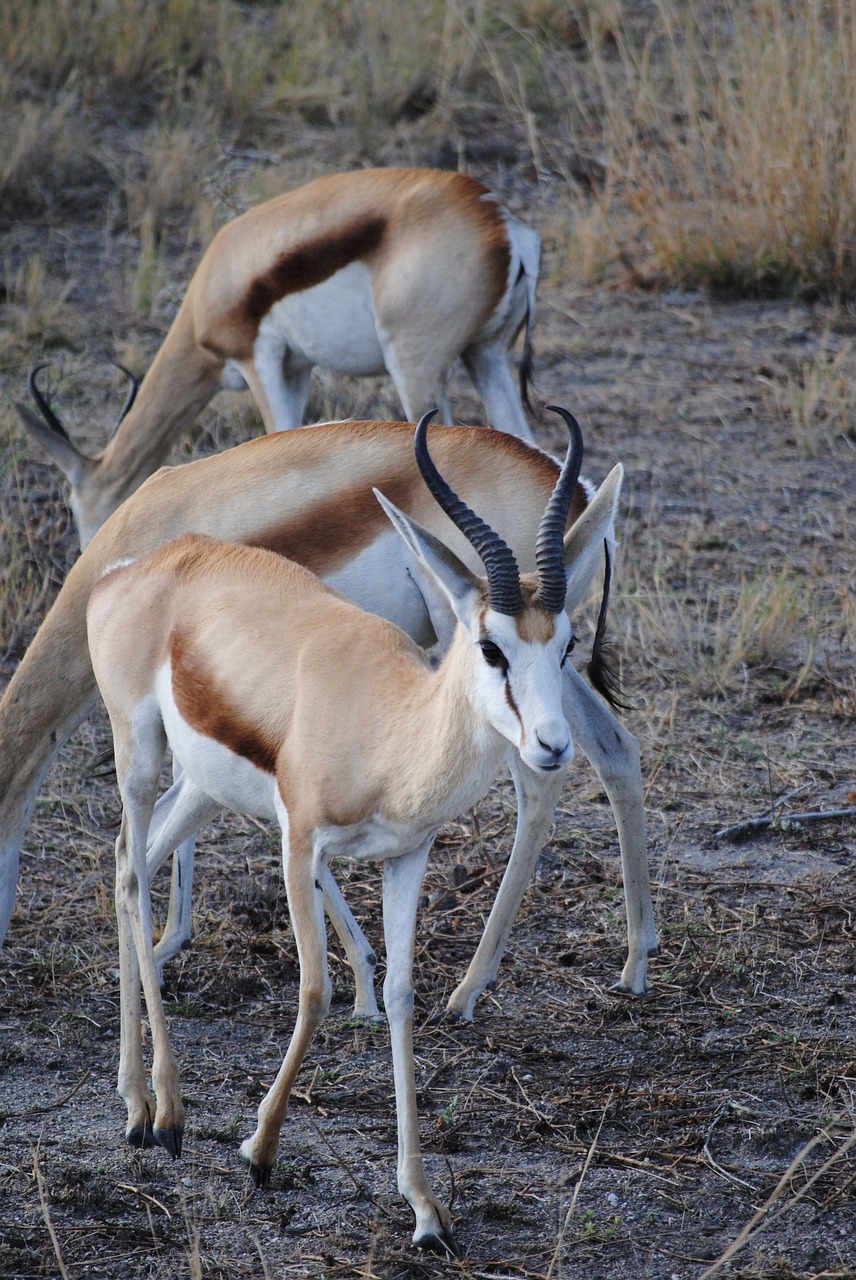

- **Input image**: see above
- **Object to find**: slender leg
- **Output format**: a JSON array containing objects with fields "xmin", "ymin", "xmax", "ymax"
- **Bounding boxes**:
[
  {"xmin": 446, "ymin": 664, "xmax": 658, "ymax": 1020},
  {"xmin": 461, "ymin": 343, "xmax": 534, "ymax": 441},
  {"xmin": 446, "ymin": 755, "xmax": 565, "ymax": 1021},
  {"xmin": 560, "ymin": 663, "xmax": 658, "ymax": 992},
  {"xmin": 149, "ymin": 762, "xmax": 219, "ymax": 981},
  {"xmin": 153, "ymin": 835, "xmax": 196, "ymax": 982},
  {"xmin": 240, "ymin": 358, "xmax": 313, "ymax": 432},
  {"xmin": 240, "ymin": 808, "xmax": 331, "ymax": 1185},
  {"xmin": 379, "ymin": 338, "xmax": 452, "ymax": 425},
  {"xmin": 383, "ymin": 840, "xmax": 458, "ymax": 1255},
  {"xmin": 113, "ymin": 715, "xmax": 185, "ymax": 1156},
  {"xmin": 319, "ymin": 865, "xmax": 382, "ymax": 1021},
  {"xmin": 146, "ymin": 770, "xmax": 380, "ymax": 1016},
  {"xmin": 114, "ymin": 817, "xmax": 156, "ymax": 1148},
  {"xmin": 0, "ymin": 667, "xmax": 98, "ymax": 948}
]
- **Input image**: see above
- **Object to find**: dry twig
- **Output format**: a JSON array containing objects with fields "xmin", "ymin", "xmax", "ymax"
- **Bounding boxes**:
[
  {"xmin": 699, "ymin": 1124, "xmax": 856, "ymax": 1278},
  {"xmin": 32, "ymin": 1139, "xmax": 70, "ymax": 1280}
]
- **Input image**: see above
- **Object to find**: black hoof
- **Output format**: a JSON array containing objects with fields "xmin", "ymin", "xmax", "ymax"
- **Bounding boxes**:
[
  {"xmin": 126, "ymin": 1127, "xmax": 156, "ymax": 1149},
  {"xmin": 648, "ymin": 943, "xmax": 661, "ymax": 958},
  {"xmin": 126, "ymin": 1124, "xmax": 157, "ymax": 1150},
  {"xmin": 154, "ymin": 1125, "xmax": 184, "ymax": 1159},
  {"xmin": 415, "ymin": 1226, "xmax": 460, "ymax": 1258},
  {"xmin": 249, "ymin": 1161, "xmax": 272, "ymax": 1190},
  {"xmin": 443, "ymin": 1006, "xmax": 468, "ymax": 1025}
]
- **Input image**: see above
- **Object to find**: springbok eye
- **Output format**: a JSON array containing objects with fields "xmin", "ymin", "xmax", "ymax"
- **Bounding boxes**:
[
  {"xmin": 479, "ymin": 640, "xmax": 508, "ymax": 672},
  {"xmin": 561, "ymin": 636, "xmax": 577, "ymax": 667}
]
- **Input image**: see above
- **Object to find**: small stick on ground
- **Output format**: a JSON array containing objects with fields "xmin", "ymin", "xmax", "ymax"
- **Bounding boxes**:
[
  {"xmin": 717, "ymin": 807, "xmax": 856, "ymax": 843},
  {"xmin": 699, "ymin": 1124, "xmax": 856, "ymax": 1279},
  {"xmin": 32, "ymin": 1139, "xmax": 70, "ymax": 1280},
  {"xmin": 546, "ymin": 1090, "xmax": 613, "ymax": 1279}
]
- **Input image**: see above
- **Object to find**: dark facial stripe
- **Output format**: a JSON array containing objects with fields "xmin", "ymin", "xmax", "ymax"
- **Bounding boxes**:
[
  {"xmin": 170, "ymin": 631, "xmax": 278, "ymax": 774},
  {"xmin": 504, "ymin": 677, "xmax": 522, "ymax": 732},
  {"xmin": 243, "ymin": 216, "xmax": 387, "ymax": 323}
]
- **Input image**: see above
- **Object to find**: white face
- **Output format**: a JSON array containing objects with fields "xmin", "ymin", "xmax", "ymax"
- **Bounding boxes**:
[{"xmin": 471, "ymin": 607, "xmax": 574, "ymax": 774}]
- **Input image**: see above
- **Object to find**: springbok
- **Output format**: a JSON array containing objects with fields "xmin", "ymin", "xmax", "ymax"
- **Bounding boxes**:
[
  {"xmin": 16, "ymin": 166, "xmax": 540, "ymax": 547},
  {"xmin": 87, "ymin": 412, "xmax": 619, "ymax": 1252},
  {"xmin": 0, "ymin": 417, "xmax": 658, "ymax": 1020}
]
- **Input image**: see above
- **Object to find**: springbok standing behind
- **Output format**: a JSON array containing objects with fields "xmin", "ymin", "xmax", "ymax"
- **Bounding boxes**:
[
  {"xmin": 86, "ymin": 411, "xmax": 622, "ymax": 1253},
  {"xmin": 17, "ymin": 166, "xmax": 540, "ymax": 547},
  {"xmin": 0, "ymin": 416, "xmax": 658, "ymax": 1016}
]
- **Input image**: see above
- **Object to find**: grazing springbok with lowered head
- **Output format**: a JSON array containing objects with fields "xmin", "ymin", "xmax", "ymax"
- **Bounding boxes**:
[
  {"xmin": 86, "ymin": 410, "xmax": 620, "ymax": 1253},
  {"xmin": 0, "ymin": 416, "xmax": 658, "ymax": 1019},
  {"xmin": 17, "ymin": 166, "xmax": 540, "ymax": 546}
]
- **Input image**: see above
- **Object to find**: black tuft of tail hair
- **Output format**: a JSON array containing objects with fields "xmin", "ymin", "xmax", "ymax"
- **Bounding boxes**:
[{"xmin": 587, "ymin": 540, "xmax": 630, "ymax": 712}]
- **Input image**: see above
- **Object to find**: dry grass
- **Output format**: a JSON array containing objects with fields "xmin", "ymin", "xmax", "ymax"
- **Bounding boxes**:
[
  {"xmin": 552, "ymin": 0, "xmax": 856, "ymax": 297},
  {"xmin": 7, "ymin": 1, "xmax": 856, "ymax": 307},
  {"xmin": 760, "ymin": 339, "xmax": 856, "ymax": 456},
  {"xmin": 621, "ymin": 567, "xmax": 817, "ymax": 701}
]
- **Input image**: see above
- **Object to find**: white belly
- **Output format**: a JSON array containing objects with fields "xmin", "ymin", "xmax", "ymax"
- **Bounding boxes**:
[
  {"xmin": 155, "ymin": 665, "xmax": 279, "ymax": 821},
  {"xmin": 255, "ymin": 260, "xmax": 386, "ymax": 375}
]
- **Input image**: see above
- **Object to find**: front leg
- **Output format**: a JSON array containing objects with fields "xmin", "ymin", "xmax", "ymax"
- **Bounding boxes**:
[
  {"xmin": 240, "ymin": 816, "xmax": 331, "ymax": 1185},
  {"xmin": 319, "ymin": 865, "xmax": 382, "ymax": 1022},
  {"xmin": 560, "ymin": 663, "xmax": 658, "ymax": 993},
  {"xmin": 383, "ymin": 840, "xmax": 458, "ymax": 1255},
  {"xmin": 446, "ymin": 663, "xmax": 658, "ymax": 1021},
  {"xmin": 446, "ymin": 756, "xmax": 565, "ymax": 1021}
]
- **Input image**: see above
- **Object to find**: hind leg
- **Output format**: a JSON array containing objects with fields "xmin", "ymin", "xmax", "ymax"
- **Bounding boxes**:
[
  {"xmin": 461, "ymin": 342, "xmax": 533, "ymax": 440},
  {"xmin": 113, "ymin": 709, "xmax": 186, "ymax": 1155},
  {"xmin": 147, "ymin": 765, "xmax": 222, "ymax": 983},
  {"xmin": 377, "ymin": 333, "xmax": 453, "ymax": 424}
]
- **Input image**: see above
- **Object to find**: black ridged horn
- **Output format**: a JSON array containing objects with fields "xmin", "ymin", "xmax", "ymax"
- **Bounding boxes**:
[
  {"xmin": 111, "ymin": 362, "xmax": 139, "ymax": 435},
  {"xmin": 29, "ymin": 362, "xmax": 139, "ymax": 445},
  {"xmin": 28, "ymin": 364, "xmax": 73, "ymax": 443},
  {"xmin": 414, "ymin": 408, "xmax": 524, "ymax": 616},
  {"xmin": 533, "ymin": 405, "xmax": 584, "ymax": 614}
]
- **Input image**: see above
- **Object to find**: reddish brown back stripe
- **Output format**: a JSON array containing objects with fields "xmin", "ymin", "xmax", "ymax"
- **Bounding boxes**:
[
  {"xmin": 243, "ymin": 216, "xmax": 387, "ymax": 322},
  {"xmin": 250, "ymin": 474, "xmax": 418, "ymax": 576}
]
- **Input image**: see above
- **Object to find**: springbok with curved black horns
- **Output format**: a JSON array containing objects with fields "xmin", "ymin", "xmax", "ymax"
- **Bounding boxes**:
[
  {"xmin": 0, "ymin": 415, "xmax": 658, "ymax": 1018},
  {"xmin": 86, "ymin": 412, "xmax": 617, "ymax": 1253},
  {"xmin": 16, "ymin": 166, "xmax": 540, "ymax": 547}
]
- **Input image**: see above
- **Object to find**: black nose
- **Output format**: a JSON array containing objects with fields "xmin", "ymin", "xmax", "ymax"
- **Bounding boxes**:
[{"xmin": 537, "ymin": 735, "xmax": 568, "ymax": 767}]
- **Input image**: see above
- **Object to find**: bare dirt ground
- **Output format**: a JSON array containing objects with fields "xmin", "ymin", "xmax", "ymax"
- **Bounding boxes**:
[{"xmin": 1, "ymin": 159, "xmax": 855, "ymax": 1278}]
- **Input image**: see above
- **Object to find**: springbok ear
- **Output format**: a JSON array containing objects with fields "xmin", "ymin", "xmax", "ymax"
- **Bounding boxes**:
[
  {"xmin": 563, "ymin": 464, "xmax": 623, "ymax": 613},
  {"xmin": 373, "ymin": 488, "xmax": 481, "ymax": 624},
  {"xmin": 14, "ymin": 402, "xmax": 88, "ymax": 488}
]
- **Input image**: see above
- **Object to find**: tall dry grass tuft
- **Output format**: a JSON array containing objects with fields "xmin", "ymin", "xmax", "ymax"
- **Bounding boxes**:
[
  {"xmin": 557, "ymin": 0, "xmax": 856, "ymax": 298},
  {"xmin": 0, "ymin": 255, "xmax": 76, "ymax": 353},
  {"xmin": 0, "ymin": 88, "xmax": 97, "ymax": 214},
  {"xmin": 621, "ymin": 566, "xmax": 815, "ymax": 702},
  {"xmin": 0, "ymin": 423, "xmax": 68, "ymax": 657},
  {"xmin": 759, "ymin": 338, "xmax": 856, "ymax": 455}
]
